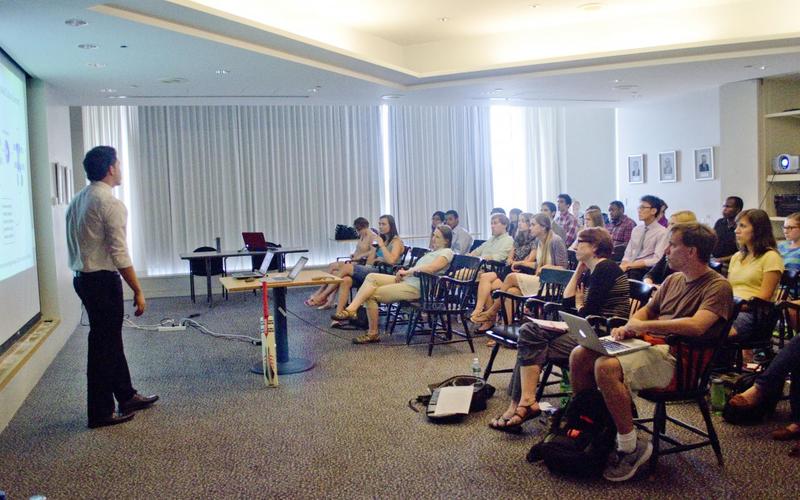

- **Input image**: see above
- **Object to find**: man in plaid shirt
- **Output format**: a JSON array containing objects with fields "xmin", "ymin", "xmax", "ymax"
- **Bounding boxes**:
[
  {"xmin": 606, "ymin": 200, "xmax": 637, "ymax": 247},
  {"xmin": 554, "ymin": 193, "xmax": 579, "ymax": 247}
]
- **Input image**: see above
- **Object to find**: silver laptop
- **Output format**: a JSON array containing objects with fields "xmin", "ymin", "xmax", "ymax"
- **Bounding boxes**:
[
  {"xmin": 559, "ymin": 311, "xmax": 651, "ymax": 357},
  {"xmin": 264, "ymin": 256, "xmax": 308, "ymax": 283},
  {"xmin": 231, "ymin": 251, "xmax": 275, "ymax": 279}
]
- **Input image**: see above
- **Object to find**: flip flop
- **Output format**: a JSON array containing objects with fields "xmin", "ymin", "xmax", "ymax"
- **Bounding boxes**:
[
  {"xmin": 496, "ymin": 405, "xmax": 541, "ymax": 433},
  {"xmin": 331, "ymin": 310, "xmax": 357, "ymax": 321}
]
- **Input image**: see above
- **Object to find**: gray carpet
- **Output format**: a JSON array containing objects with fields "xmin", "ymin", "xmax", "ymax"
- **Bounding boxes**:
[{"xmin": 1, "ymin": 289, "xmax": 798, "ymax": 499}]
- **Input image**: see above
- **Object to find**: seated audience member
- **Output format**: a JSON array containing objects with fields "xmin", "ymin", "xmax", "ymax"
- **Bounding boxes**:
[
  {"xmin": 306, "ymin": 217, "xmax": 372, "ymax": 308},
  {"xmin": 469, "ymin": 213, "xmax": 514, "ymax": 261},
  {"xmin": 728, "ymin": 334, "xmax": 800, "ymax": 449},
  {"xmin": 472, "ymin": 213, "xmax": 568, "ymax": 331},
  {"xmin": 489, "ymin": 228, "xmax": 629, "ymax": 432},
  {"xmin": 555, "ymin": 193, "xmax": 580, "ymax": 247},
  {"xmin": 620, "ymin": 195, "xmax": 669, "ymax": 281},
  {"xmin": 644, "ymin": 210, "xmax": 697, "ymax": 287},
  {"xmin": 470, "ymin": 212, "xmax": 536, "ymax": 323},
  {"xmin": 329, "ymin": 215, "xmax": 405, "ymax": 320},
  {"xmin": 570, "ymin": 222, "xmax": 733, "ymax": 482},
  {"xmin": 429, "ymin": 211, "xmax": 446, "ymax": 250},
  {"xmin": 491, "ymin": 207, "xmax": 507, "ymax": 215},
  {"xmin": 779, "ymin": 212, "xmax": 800, "ymax": 272},
  {"xmin": 569, "ymin": 208, "xmax": 604, "ymax": 250},
  {"xmin": 727, "ymin": 209, "xmax": 783, "ymax": 339},
  {"xmin": 656, "ymin": 199, "xmax": 669, "ymax": 228},
  {"xmin": 337, "ymin": 225, "xmax": 454, "ymax": 344},
  {"xmin": 446, "ymin": 209, "xmax": 473, "ymax": 254},
  {"xmin": 606, "ymin": 200, "xmax": 637, "ymax": 247},
  {"xmin": 541, "ymin": 201, "xmax": 567, "ymax": 241},
  {"xmin": 508, "ymin": 208, "xmax": 522, "ymax": 237},
  {"xmin": 712, "ymin": 196, "xmax": 743, "ymax": 270}
]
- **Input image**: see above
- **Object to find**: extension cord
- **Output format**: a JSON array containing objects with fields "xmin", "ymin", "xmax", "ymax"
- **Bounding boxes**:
[{"xmin": 157, "ymin": 325, "xmax": 186, "ymax": 332}]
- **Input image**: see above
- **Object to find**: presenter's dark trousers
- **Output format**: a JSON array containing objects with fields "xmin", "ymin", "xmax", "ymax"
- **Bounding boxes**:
[{"xmin": 73, "ymin": 270, "xmax": 136, "ymax": 421}]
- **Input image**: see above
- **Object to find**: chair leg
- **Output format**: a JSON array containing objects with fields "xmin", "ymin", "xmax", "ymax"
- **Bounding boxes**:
[
  {"xmin": 483, "ymin": 342, "xmax": 501, "ymax": 381},
  {"xmin": 406, "ymin": 310, "xmax": 419, "ymax": 345},
  {"xmin": 461, "ymin": 313, "xmax": 475, "ymax": 353},
  {"xmin": 190, "ymin": 274, "xmax": 196, "ymax": 303},
  {"xmin": 697, "ymin": 396, "xmax": 724, "ymax": 466},
  {"xmin": 536, "ymin": 362, "xmax": 554, "ymax": 402},
  {"xmin": 428, "ymin": 315, "xmax": 438, "ymax": 356},
  {"xmin": 649, "ymin": 402, "xmax": 666, "ymax": 472}
]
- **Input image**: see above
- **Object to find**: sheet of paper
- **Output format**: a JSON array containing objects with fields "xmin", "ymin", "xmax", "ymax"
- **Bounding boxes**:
[
  {"xmin": 433, "ymin": 386, "xmax": 473, "ymax": 416},
  {"xmin": 526, "ymin": 317, "xmax": 569, "ymax": 333}
]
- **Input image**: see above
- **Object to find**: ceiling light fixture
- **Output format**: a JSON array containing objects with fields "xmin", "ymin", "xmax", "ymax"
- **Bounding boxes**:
[
  {"xmin": 159, "ymin": 77, "xmax": 188, "ymax": 84},
  {"xmin": 578, "ymin": 3, "xmax": 604, "ymax": 11},
  {"xmin": 100, "ymin": 88, "xmax": 116, "ymax": 93},
  {"xmin": 760, "ymin": 65, "xmax": 767, "ymax": 70},
  {"xmin": 78, "ymin": 43, "xmax": 98, "ymax": 50},
  {"xmin": 613, "ymin": 84, "xmax": 639, "ymax": 91},
  {"xmin": 65, "ymin": 18, "xmax": 87, "ymax": 27},
  {"xmin": 381, "ymin": 94, "xmax": 402, "ymax": 100},
  {"xmin": 87, "ymin": 63, "xmax": 106, "ymax": 68},
  {"xmin": 215, "ymin": 69, "xmax": 230, "ymax": 75},
  {"xmin": 120, "ymin": 45, "xmax": 128, "ymax": 49},
  {"xmin": 438, "ymin": 17, "xmax": 449, "ymax": 22},
  {"xmin": 307, "ymin": 86, "xmax": 321, "ymax": 93}
]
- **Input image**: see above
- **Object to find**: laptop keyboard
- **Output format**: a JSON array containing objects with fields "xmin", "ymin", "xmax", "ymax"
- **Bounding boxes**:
[{"xmin": 599, "ymin": 338, "xmax": 628, "ymax": 352}]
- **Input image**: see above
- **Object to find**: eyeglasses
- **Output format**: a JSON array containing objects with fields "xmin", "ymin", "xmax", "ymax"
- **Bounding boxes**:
[
  {"xmin": 576, "ymin": 239, "xmax": 590, "ymax": 244},
  {"xmin": 638, "ymin": 205, "xmax": 653, "ymax": 210},
  {"xmin": 784, "ymin": 225, "xmax": 800, "ymax": 231}
]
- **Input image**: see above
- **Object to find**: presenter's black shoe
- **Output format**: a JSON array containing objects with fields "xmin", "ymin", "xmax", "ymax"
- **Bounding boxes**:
[
  {"xmin": 119, "ymin": 393, "xmax": 159, "ymax": 414},
  {"xmin": 88, "ymin": 412, "xmax": 135, "ymax": 429}
]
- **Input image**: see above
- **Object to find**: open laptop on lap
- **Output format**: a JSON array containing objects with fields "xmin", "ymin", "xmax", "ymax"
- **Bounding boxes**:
[
  {"xmin": 559, "ymin": 311, "xmax": 651, "ymax": 356},
  {"xmin": 263, "ymin": 256, "xmax": 308, "ymax": 283},
  {"xmin": 231, "ymin": 251, "xmax": 275, "ymax": 279}
]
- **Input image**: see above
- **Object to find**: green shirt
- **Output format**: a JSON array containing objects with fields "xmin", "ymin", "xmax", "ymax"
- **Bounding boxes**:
[{"xmin": 471, "ymin": 233, "xmax": 514, "ymax": 261}]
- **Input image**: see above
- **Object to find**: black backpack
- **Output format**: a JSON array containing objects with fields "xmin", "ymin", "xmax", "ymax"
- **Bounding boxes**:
[{"xmin": 527, "ymin": 389, "xmax": 617, "ymax": 477}]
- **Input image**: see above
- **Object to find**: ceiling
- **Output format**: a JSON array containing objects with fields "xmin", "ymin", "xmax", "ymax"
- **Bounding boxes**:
[{"xmin": 1, "ymin": 0, "xmax": 800, "ymax": 106}]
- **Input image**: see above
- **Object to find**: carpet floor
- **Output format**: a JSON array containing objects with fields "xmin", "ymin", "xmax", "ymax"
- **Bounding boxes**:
[{"xmin": 0, "ymin": 289, "xmax": 798, "ymax": 499}]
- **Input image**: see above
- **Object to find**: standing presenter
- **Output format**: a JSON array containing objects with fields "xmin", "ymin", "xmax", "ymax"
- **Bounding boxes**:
[{"xmin": 67, "ymin": 146, "xmax": 158, "ymax": 429}]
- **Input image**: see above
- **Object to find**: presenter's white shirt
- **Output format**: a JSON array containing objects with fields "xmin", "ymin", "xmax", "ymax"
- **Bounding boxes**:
[{"xmin": 66, "ymin": 181, "xmax": 133, "ymax": 272}]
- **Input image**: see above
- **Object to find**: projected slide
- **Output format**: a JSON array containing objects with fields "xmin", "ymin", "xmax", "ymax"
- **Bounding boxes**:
[{"xmin": 0, "ymin": 58, "xmax": 34, "ymax": 282}]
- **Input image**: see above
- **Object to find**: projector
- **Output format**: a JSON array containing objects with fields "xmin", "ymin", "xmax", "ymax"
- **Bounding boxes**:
[{"xmin": 773, "ymin": 154, "xmax": 800, "ymax": 174}]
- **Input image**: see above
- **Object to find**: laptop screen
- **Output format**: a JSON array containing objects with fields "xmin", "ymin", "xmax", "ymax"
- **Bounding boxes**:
[
  {"xmin": 259, "ymin": 251, "xmax": 275, "ymax": 274},
  {"xmin": 288, "ymin": 256, "xmax": 308, "ymax": 279},
  {"xmin": 242, "ymin": 232, "xmax": 267, "ymax": 251}
]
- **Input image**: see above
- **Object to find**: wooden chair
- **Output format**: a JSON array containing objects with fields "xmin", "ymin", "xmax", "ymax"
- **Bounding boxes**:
[{"xmin": 723, "ymin": 296, "xmax": 780, "ymax": 371}]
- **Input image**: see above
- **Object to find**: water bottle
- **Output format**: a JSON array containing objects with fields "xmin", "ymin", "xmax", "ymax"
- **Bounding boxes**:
[
  {"xmin": 710, "ymin": 378, "xmax": 725, "ymax": 414},
  {"xmin": 559, "ymin": 370, "xmax": 572, "ymax": 408},
  {"xmin": 471, "ymin": 357, "xmax": 483, "ymax": 388},
  {"xmin": 215, "ymin": 236, "xmax": 221, "ymax": 252}
]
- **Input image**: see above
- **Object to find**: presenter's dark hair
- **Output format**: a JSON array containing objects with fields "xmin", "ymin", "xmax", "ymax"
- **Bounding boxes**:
[
  {"xmin": 83, "ymin": 146, "xmax": 117, "ymax": 181},
  {"xmin": 436, "ymin": 224, "xmax": 453, "ymax": 248},
  {"xmin": 445, "ymin": 210, "xmax": 460, "ymax": 219},
  {"xmin": 736, "ymin": 209, "xmax": 776, "ymax": 258},
  {"xmin": 640, "ymin": 195, "xmax": 663, "ymax": 213},
  {"xmin": 490, "ymin": 207, "xmax": 506, "ymax": 215},
  {"xmin": 432, "ymin": 211, "xmax": 446, "ymax": 222},
  {"xmin": 379, "ymin": 214, "xmax": 399, "ymax": 244},
  {"xmin": 671, "ymin": 223, "xmax": 717, "ymax": 263},
  {"xmin": 353, "ymin": 217, "xmax": 369, "ymax": 230}
]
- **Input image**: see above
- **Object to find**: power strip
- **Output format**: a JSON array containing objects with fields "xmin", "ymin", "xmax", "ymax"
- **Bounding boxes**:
[{"xmin": 157, "ymin": 325, "xmax": 186, "ymax": 332}]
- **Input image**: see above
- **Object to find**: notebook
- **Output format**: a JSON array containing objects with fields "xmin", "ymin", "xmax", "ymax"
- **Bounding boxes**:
[
  {"xmin": 231, "ymin": 251, "xmax": 275, "ymax": 279},
  {"xmin": 559, "ymin": 311, "xmax": 651, "ymax": 357}
]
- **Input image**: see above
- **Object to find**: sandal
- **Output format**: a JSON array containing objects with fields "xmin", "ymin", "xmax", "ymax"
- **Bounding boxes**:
[
  {"xmin": 488, "ymin": 415, "xmax": 512, "ymax": 430},
  {"xmin": 317, "ymin": 299, "xmax": 336, "ymax": 310},
  {"xmin": 331, "ymin": 310, "xmax": 357, "ymax": 321},
  {"xmin": 353, "ymin": 333, "xmax": 380, "ymax": 344},
  {"xmin": 497, "ymin": 404, "xmax": 541, "ymax": 433},
  {"xmin": 470, "ymin": 311, "xmax": 490, "ymax": 324}
]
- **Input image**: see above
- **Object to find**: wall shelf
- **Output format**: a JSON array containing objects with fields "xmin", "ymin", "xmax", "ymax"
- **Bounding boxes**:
[
  {"xmin": 770, "ymin": 216, "xmax": 787, "ymax": 222},
  {"xmin": 767, "ymin": 173, "xmax": 800, "ymax": 182},
  {"xmin": 765, "ymin": 110, "xmax": 800, "ymax": 119}
]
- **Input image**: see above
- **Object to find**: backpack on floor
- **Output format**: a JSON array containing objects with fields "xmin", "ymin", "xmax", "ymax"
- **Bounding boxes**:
[{"xmin": 527, "ymin": 389, "xmax": 617, "ymax": 477}]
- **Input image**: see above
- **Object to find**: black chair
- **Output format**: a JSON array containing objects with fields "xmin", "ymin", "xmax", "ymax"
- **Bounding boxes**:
[
  {"xmin": 709, "ymin": 260, "xmax": 723, "ymax": 274},
  {"xmin": 611, "ymin": 244, "xmax": 627, "ymax": 263},
  {"xmin": 723, "ymin": 296, "xmax": 780, "ymax": 371},
  {"xmin": 633, "ymin": 299, "xmax": 742, "ymax": 471},
  {"xmin": 776, "ymin": 300, "xmax": 800, "ymax": 350},
  {"xmin": 468, "ymin": 239, "xmax": 486, "ymax": 253},
  {"xmin": 375, "ymin": 246, "xmax": 411, "ymax": 275},
  {"xmin": 384, "ymin": 247, "xmax": 431, "ymax": 333},
  {"xmin": 602, "ymin": 279, "xmax": 655, "ymax": 332},
  {"xmin": 780, "ymin": 269, "xmax": 800, "ymax": 301},
  {"xmin": 188, "ymin": 246, "xmax": 225, "ymax": 303},
  {"xmin": 405, "ymin": 255, "xmax": 482, "ymax": 354}
]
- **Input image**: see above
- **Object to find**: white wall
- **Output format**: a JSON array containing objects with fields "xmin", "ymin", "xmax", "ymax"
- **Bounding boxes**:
[
  {"xmin": 563, "ymin": 107, "xmax": 617, "ymax": 209},
  {"xmin": 719, "ymin": 80, "xmax": 760, "ymax": 208},
  {"xmin": 0, "ymin": 82, "xmax": 80, "ymax": 432},
  {"xmin": 617, "ymin": 88, "xmax": 722, "ymax": 225}
]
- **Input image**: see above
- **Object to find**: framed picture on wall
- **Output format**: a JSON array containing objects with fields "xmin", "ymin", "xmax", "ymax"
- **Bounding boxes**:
[
  {"xmin": 658, "ymin": 151, "xmax": 677, "ymax": 183},
  {"xmin": 694, "ymin": 147, "xmax": 714, "ymax": 181},
  {"xmin": 627, "ymin": 154, "xmax": 645, "ymax": 184}
]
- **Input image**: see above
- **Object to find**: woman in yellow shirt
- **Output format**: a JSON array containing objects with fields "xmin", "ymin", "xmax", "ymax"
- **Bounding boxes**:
[{"xmin": 727, "ymin": 209, "xmax": 784, "ymax": 339}]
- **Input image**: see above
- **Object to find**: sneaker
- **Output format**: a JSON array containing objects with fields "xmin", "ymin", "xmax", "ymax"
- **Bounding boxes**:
[{"xmin": 603, "ymin": 436, "xmax": 653, "ymax": 482}]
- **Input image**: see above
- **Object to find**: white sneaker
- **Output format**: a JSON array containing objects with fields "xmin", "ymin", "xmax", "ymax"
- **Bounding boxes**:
[{"xmin": 603, "ymin": 436, "xmax": 653, "ymax": 482}]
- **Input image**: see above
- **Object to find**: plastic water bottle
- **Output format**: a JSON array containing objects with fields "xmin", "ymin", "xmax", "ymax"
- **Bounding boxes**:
[
  {"xmin": 710, "ymin": 378, "xmax": 726, "ymax": 414},
  {"xmin": 559, "ymin": 370, "xmax": 572, "ymax": 408},
  {"xmin": 471, "ymin": 357, "xmax": 481, "ymax": 379}
]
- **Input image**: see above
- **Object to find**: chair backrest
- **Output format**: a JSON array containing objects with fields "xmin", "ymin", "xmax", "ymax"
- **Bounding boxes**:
[
  {"xmin": 743, "ymin": 296, "xmax": 781, "ymax": 343},
  {"xmin": 535, "ymin": 268, "xmax": 574, "ymax": 303},
  {"xmin": 396, "ymin": 245, "xmax": 411, "ymax": 267},
  {"xmin": 628, "ymin": 279, "xmax": 655, "ymax": 316},
  {"xmin": 777, "ymin": 300, "xmax": 800, "ymax": 349},
  {"xmin": 567, "ymin": 249, "xmax": 578, "ymax": 270},
  {"xmin": 468, "ymin": 239, "xmax": 486, "ymax": 253},
  {"xmin": 407, "ymin": 247, "xmax": 429, "ymax": 268},
  {"xmin": 446, "ymin": 254, "xmax": 482, "ymax": 282},
  {"xmin": 189, "ymin": 246, "xmax": 225, "ymax": 276},
  {"xmin": 670, "ymin": 297, "xmax": 743, "ymax": 393},
  {"xmin": 480, "ymin": 259, "xmax": 509, "ymax": 280},
  {"xmin": 418, "ymin": 272, "xmax": 474, "ymax": 311},
  {"xmin": 709, "ymin": 260, "xmax": 723, "ymax": 275},
  {"xmin": 779, "ymin": 269, "xmax": 800, "ymax": 301}
]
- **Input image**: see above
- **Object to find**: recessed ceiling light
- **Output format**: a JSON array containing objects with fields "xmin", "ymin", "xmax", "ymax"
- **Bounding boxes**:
[
  {"xmin": 438, "ymin": 17, "xmax": 449, "ymax": 22},
  {"xmin": 760, "ymin": 65, "xmax": 767, "ymax": 70},
  {"xmin": 78, "ymin": 43, "xmax": 98, "ymax": 50},
  {"xmin": 613, "ymin": 79, "xmax": 621, "ymax": 83},
  {"xmin": 87, "ymin": 63, "xmax": 106, "ymax": 68},
  {"xmin": 529, "ymin": 4, "xmax": 539, "ymax": 8},
  {"xmin": 381, "ymin": 94, "xmax": 403, "ymax": 100},
  {"xmin": 613, "ymin": 84, "xmax": 639, "ymax": 91},
  {"xmin": 307, "ymin": 86, "xmax": 321, "ymax": 93},
  {"xmin": 159, "ymin": 77, "xmax": 188, "ymax": 84},
  {"xmin": 578, "ymin": 3, "xmax": 604, "ymax": 11},
  {"xmin": 108, "ymin": 95, "xmax": 127, "ymax": 99},
  {"xmin": 215, "ymin": 69, "xmax": 230, "ymax": 75},
  {"xmin": 65, "ymin": 18, "xmax": 87, "ymax": 27},
  {"xmin": 489, "ymin": 97, "xmax": 508, "ymax": 102},
  {"xmin": 100, "ymin": 88, "xmax": 116, "ymax": 93}
]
